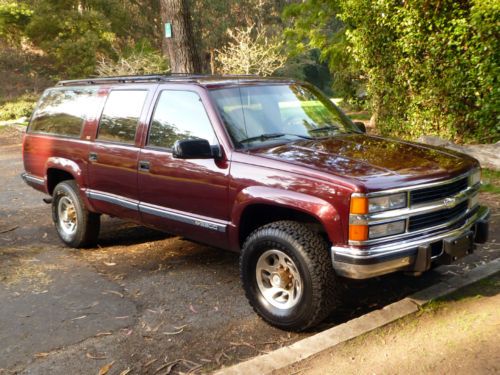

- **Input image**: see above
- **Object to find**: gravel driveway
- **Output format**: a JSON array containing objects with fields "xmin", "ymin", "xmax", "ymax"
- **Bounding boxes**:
[{"xmin": 0, "ymin": 126, "xmax": 498, "ymax": 375}]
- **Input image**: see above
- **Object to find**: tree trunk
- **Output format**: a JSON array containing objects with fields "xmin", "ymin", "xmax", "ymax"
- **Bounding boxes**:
[
  {"xmin": 160, "ymin": 0, "xmax": 202, "ymax": 74},
  {"xmin": 209, "ymin": 48, "xmax": 215, "ymax": 75}
]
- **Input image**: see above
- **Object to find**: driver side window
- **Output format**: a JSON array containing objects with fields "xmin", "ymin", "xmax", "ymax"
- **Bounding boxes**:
[{"xmin": 147, "ymin": 90, "xmax": 217, "ymax": 149}]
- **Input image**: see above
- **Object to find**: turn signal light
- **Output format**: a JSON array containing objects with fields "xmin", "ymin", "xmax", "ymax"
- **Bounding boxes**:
[
  {"xmin": 350, "ymin": 196, "xmax": 368, "ymax": 214},
  {"xmin": 349, "ymin": 224, "xmax": 369, "ymax": 241}
]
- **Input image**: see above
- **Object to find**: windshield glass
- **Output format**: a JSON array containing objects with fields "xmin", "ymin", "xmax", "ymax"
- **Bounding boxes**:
[{"xmin": 209, "ymin": 83, "xmax": 359, "ymax": 148}]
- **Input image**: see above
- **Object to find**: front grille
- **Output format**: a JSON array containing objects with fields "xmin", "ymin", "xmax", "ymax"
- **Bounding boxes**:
[
  {"xmin": 410, "ymin": 177, "xmax": 468, "ymax": 205},
  {"xmin": 408, "ymin": 201, "xmax": 468, "ymax": 232}
]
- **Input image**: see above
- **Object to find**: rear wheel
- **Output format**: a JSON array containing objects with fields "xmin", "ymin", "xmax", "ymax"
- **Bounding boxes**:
[
  {"xmin": 240, "ymin": 220, "xmax": 342, "ymax": 331},
  {"xmin": 52, "ymin": 180, "xmax": 100, "ymax": 248}
]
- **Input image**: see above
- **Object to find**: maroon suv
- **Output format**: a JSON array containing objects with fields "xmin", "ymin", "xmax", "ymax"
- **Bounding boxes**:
[{"xmin": 22, "ymin": 75, "xmax": 490, "ymax": 331}]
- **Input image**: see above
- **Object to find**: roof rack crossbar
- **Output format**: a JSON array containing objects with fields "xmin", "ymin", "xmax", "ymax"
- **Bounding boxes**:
[
  {"xmin": 56, "ymin": 73, "xmax": 263, "ymax": 86},
  {"xmin": 57, "ymin": 74, "xmax": 168, "ymax": 86}
]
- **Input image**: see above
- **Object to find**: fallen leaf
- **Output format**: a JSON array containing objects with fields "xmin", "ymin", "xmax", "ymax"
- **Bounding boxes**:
[
  {"xmin": 95, "ymin": 332, "xmax": 113, "ymax": 337},
  {"xmin": 163, "ymin": 327, "xmax": 184, "ymax": 335},
  {"xmin": 35, "ymin": 352, "xmax": 50, "ymax": 358},
  {"xmin": 71, "ymin": 315, "xmax": 87, "ymax": 321},
  {"xmin": 102, "ymin": 290, "xmax": 124, "ymax": 298},
  {"xmin": 86, "ymin": 352, "xmax": 107, "ymax": 360},
  {"xmin": 98, "ymin": 361, "xmax": 115, "ymax": 375},
  {"xmin": 119, "ymin": 369, "xmax": 131, "ymax": 375},
  {"xmin": 144, "ymin": 358, "xmax": 157, "ymax": 367}
]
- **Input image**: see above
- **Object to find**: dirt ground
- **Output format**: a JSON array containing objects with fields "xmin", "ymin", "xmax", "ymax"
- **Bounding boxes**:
[
  {"xmin": 0, "ymin": 125, "xmax": 499, "ymax": 375},
  {"xmin": 277, "ymin": 274, "xmax": 500, "ymax": 375}
]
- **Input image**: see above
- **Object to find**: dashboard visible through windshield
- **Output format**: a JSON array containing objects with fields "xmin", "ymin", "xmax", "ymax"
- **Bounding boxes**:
[{"xmin": 209, "ymin": 83, "xmax": 359, "ymax": 148}]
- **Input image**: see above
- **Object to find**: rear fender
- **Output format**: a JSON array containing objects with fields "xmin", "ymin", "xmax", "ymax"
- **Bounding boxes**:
[{"xmin": 45, "ymin": 157, "xmax": 96, "ymax": 212}]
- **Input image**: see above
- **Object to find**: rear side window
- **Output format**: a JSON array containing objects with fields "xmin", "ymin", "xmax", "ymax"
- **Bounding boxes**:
[
  {"xmin": 147, "ymin": 90, "xmax": 216, "ymax": 149},
  {"xmin": 29, "ymin": 88, "xmax": 98, "ymax": 137},
  {"xmin": 97, "ymin": 90, "xmax": 148, "ymax": 144}
]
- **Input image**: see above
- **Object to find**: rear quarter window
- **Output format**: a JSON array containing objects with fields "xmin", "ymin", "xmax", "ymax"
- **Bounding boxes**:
[{"xmin": 29, "ymin": 88, "xmax": 99, "ymax": 137}]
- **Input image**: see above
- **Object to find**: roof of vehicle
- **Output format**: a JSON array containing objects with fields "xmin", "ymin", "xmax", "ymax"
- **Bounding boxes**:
[{"xmin": 56, "ymin": 74, "xmax": 295, "ymax": 88}]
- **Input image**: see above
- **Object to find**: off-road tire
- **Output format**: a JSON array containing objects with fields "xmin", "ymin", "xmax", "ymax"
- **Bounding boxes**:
[
  {"xmin": 240, "ymin": 220, "xmax": 341, "ymax": 331},
  {"xmin": 52, "ymin": 180, "xmax": 100, "ymax": 248}
]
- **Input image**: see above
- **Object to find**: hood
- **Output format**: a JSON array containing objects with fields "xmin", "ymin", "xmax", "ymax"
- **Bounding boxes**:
[{"xmin": 247, "ymin": 134, "xmax": 477, "ymax": 187}]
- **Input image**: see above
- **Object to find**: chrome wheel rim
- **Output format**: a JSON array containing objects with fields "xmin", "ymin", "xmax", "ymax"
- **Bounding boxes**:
[
  {"xmin": 57, "ymin": 196, "xmax": 77, "ymax": 235},
  {"xmin": 256, "ymin": 249, "xmax": 303, "ymax": 309}
]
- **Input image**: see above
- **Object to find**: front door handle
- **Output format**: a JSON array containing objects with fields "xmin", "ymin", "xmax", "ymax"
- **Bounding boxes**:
[
  {"xmin": 89, "ymin": 152, "xmax": 98, "ymax": 162},
  {"xmin": 138, "ymin": 160, "xmax": 150, "ymax": 172}
]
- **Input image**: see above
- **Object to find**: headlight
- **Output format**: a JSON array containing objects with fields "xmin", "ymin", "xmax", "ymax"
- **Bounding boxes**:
[
  {"xmin": 469, "ymin": 169, "xmax": 481, "ymax": 187},
  {"xmin": 368, "ymin": 193, "xmax": 407, "ymax": 213},
  {"xmin": 369, "ymin": 220, "xmax": 406, "ymax": 239}
]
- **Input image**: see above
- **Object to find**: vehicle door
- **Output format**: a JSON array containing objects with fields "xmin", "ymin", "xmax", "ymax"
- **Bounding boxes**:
[
  {"xmin": 87, "ymin": 86, "xmax": 154, "ymax": 221},
  {"xmin": 137, "ymin": 86, "xmax": 230, "ymax": 248}
]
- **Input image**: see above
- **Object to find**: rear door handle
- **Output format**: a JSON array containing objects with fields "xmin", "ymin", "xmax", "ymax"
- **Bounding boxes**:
[
  {"xmin": 138, "ymin": 160, "xmax": 150, "ymax": 172},
  {"xmin": 89, "ymin": 152, "xmax": 98, "ymax": 162}
]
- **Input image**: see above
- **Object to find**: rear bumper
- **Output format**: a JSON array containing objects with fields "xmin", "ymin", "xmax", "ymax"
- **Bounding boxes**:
[
  {"xmin": 21, "ymin": 172, "xmax": 45, "ymax": 189},
  {"xmin": 331, "ymin": 205, "xmax": 490, "ymax": 279}
]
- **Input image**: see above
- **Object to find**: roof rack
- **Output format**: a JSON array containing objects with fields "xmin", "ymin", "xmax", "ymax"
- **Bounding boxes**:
[{"xmin": 56, "ymin": 73, "xmax": 261, "ymax": 86}]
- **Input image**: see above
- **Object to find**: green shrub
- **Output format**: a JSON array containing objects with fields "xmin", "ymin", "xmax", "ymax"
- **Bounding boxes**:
[
  {"xmin": 0, "ymin": 94, "xmax": 37, "ymax": 121},
  {"xmin": 340, "ymin": 0, "xmax": 500, "ymax": 143}
]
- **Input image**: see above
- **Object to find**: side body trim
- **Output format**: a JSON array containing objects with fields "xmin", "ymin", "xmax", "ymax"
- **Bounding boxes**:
[
  {"xmin": 85, "ymin": 189, "xmax": 227, "ymax": 233},
  {"xmin": 86, "ymin": 190, "xmax": 139, "ymax": 211},
  {"xmin": 139, "ymin": 203, "xmax": 227, "ymax": 233}
]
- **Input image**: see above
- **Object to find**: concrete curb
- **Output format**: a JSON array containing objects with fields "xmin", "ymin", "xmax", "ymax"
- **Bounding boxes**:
[{"xmin": 216, "ymin": 258, "xmax": 500, "ymax": 375}]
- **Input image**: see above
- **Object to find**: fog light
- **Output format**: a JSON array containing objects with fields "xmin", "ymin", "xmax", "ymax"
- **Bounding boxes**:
[{"xmin": 369, "ymin": 220, "xmax": 406, "ymax": 239}]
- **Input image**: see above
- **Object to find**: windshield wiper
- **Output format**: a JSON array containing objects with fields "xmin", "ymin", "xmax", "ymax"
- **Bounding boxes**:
[
  {"xmin": 309, "ymin": 125, "xmax": 340, "ymax": 134},
  {"xmin": 239, "ymin": 133, "xmax": 312, "ymax": 144}
]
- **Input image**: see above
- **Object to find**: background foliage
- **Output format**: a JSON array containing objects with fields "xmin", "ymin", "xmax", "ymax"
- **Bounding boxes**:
[
  {"xmin": 0, "ymin": 0, "xmax": 498, "ymax": 143},
  {"xmin": 340, "ymin": 0, "xmax": 499, "ymax": 142}
]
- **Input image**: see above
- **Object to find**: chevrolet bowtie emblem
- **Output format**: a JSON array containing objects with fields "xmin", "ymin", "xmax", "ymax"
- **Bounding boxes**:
[{"xmin": 443, "ymin": 197, "xmax": 456, "ymax": 208}]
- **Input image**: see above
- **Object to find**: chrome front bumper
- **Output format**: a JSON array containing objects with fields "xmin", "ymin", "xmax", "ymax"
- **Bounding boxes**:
[{"xmin": 331, "ymin": 205, "xmax": 490, "ymax": 279}]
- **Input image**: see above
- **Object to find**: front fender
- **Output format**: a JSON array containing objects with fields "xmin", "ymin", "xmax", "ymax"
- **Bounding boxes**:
[{"xmin": 229, "ymin": 186, "xmax": 344, "ymax": 250}]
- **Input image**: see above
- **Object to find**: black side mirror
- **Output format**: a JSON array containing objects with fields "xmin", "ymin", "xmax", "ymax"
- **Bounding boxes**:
[
  {"xmin": 172, "ymin": 138, "xmax": 215, "ymax": 159},
  {"xmin": 354, "ymin": 121, "xmax": 367, "ymax": 133}
]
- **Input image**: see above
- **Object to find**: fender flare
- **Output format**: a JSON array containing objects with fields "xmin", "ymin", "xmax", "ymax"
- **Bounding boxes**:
[
  {"xmin": 45, "ymin": 157, "xmax": 84, "ymax": 185},
  {"xmin": 229, "ymin": 186, "xmax": 344, "ymax": 250},
  {"xmin": 45, "ymin": 157, "xmax": 96, "ymax": 211}
]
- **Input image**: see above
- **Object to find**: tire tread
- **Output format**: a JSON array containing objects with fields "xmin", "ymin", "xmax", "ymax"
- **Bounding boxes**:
[{"xmin": 240, "ymin": 220, "xmax": 341, "ymax": 331}]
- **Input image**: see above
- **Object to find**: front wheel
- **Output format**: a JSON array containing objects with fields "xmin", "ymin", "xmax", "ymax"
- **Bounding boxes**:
[
  {"xmin": 52, "ymin": 180, "xmax": 100, "ymax": 248},
  {"xmin": 240, "ymin": 221, "xmax": 342, "ymax": 331}
]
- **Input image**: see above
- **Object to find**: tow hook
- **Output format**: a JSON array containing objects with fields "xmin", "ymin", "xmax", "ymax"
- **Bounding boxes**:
[{"xmin": 43, "ymin": 197, "xmax": 52, "ymax": 204}]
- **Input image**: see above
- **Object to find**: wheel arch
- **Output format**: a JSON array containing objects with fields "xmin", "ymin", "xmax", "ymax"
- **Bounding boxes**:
[
  {"xmin": 45, "ymin": 157, "xmax": 84, "ymax": 195},
  {"xmin": 230, "ymin": 186, "xmax": 344, "ymax": 250}
]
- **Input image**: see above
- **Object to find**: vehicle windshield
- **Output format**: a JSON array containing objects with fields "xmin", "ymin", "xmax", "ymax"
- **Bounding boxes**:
[{"xmin": 209, "ymin": 83, "xmax": 360, "ymax": 148}]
